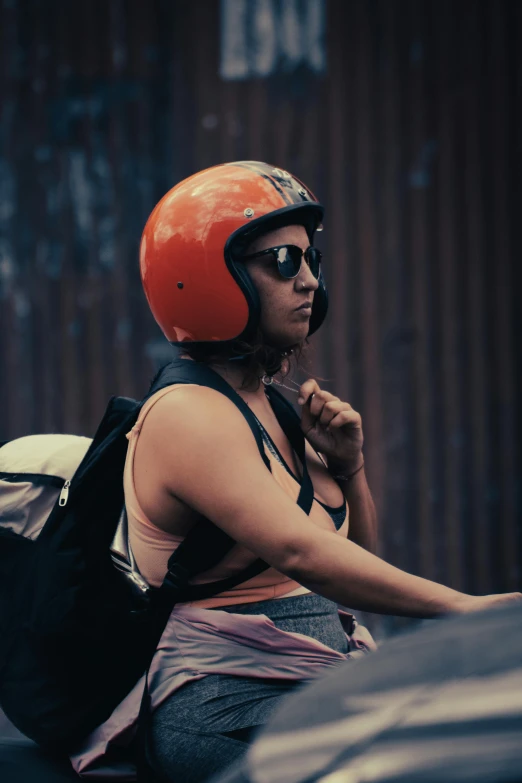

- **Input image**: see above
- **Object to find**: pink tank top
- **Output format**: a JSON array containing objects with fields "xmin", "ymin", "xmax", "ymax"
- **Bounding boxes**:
[{"xmin": 124, "ymin": 385, "xmax": 349, "ymax": 608}]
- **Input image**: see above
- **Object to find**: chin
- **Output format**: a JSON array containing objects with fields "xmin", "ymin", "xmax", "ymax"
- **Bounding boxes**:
[
  {"xmin": 265, "ymin": 331, "xmax": 307, "ymax": 350},
  {"xmin": 260, "ymin": 318, "xmax": 309, "ymax": 350}
]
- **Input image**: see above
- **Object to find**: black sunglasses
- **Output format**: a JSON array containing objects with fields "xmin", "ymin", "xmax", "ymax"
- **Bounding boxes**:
[{"xmin": 241, "ymin": 244, "xmax": 322, "ymax": 280}]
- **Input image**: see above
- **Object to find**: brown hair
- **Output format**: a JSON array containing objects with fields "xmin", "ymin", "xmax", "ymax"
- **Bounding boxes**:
[{"xmin": 180, "ymin": 330, "xmax": 310, "ymax": 390}]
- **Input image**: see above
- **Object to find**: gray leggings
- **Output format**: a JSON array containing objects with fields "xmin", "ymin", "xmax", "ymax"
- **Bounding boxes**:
[{"xmin": 147, "ymin": 594, "xmax": 348, "ymax": 783}]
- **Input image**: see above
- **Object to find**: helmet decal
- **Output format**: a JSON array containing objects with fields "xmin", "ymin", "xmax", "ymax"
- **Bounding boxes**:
[{"xmin": 232, "ymin": 161, "xmax": 315, "ymax": 206}]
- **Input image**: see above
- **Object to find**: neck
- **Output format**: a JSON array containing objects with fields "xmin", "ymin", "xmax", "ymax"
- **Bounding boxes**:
[
  {"xmin": 208, "ymin": 361, "xmax": 268, "ymax": 402},
  {"xmin": 177, "ymin": 351, "xmax": 269, "ymax": 401}
]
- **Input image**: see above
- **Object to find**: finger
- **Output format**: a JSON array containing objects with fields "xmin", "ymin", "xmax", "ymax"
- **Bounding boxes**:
[
  {"xmin": 297, "ymin": 378, "xmax": 338, "ymax": 405},
  {"xmin": 309, "ymin": 390, "xmax": 341, "ymax": 419},
  {"xmin": 300, "ymin": 395, "xmax": 324, "ymax": 433},
  {"xmin": 326, "ymin": 410, "xmax": 362, "ymax": 430},
  {"xmin": 300, "ymin": 392, "xmax": 332, "ymax": 433},
  {"xmin": 318, "ymin": 400, "xmax": 347, "ymax": 427},
  {"xmin": 297, "ymin": 379, "xmax": 320, "ymax": 406}
]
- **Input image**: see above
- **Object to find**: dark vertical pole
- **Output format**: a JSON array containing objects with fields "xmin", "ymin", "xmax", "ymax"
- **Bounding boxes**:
[
  {"xmin": 463, "ymin": 1, "xmax": 492, "ymax": 594},
  {"xmin": 433, "ymin": 0, "xmax": 464, "ymax": 590},
  {"xmin": 352, "ymin": 0, "xmax": 385, "ymax": 514},
  {"xmin": 325, "ymin": 0, "xmax": 351, "ymax": 408},
  {"xmin": 488, "ymin": 0, "xmax": 518, "ymax": 591},
  {"xmin": 408, "ymin": 0, "xmax": 438, "ymax": 583}
]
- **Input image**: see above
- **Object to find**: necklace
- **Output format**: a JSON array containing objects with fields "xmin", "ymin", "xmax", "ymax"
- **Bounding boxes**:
[{"xmin": 261, "ymin": 374, "xmax": 301, "ymax": 395}]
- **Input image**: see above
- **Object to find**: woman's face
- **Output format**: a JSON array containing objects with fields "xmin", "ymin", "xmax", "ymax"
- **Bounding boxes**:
[{"xmin": 242, "ymin": 224, "xmax": 319, "ymax": 347}]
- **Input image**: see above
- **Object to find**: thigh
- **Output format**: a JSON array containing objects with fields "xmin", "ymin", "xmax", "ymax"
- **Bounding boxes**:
[
  {"xmin": 147, "ymin": 723, "xmax": 248, "ymax": 783},
  {"xmin": 152, "ymin": 673, "xmax": 300, "ymax": 734},
  {"xmin": 148, "ymin": 674, "xmax": 302, "ymax": 782}
]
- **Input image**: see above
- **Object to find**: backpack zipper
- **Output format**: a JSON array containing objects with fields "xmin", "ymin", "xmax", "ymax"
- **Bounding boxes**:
[
  {"xmin": 0, "ymin": 472, "xmax": 65, "ymax": 488},
  {"xmin": 59, "ymin": 480, "xmax": 71, "ymax": 506}
]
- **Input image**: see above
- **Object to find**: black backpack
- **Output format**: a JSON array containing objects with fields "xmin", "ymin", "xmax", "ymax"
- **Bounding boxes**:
[{"xmin": 0, "ymin": 359, "xmax": 314, "ymax": 752}]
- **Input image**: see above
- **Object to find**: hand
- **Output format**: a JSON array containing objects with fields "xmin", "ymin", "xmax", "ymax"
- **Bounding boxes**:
[
  {"xmin": 453, "ymin": 592, "xmax": 522, "ymax": 614},
  {"xmin": 297, "ymin": 379, "xmax": 363, "ymax": 470}
]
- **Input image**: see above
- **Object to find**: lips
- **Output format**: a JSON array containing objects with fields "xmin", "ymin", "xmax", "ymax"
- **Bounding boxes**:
[{"xmin": 296, "ymin": 302, "xmax": 313, "ymax": 311}]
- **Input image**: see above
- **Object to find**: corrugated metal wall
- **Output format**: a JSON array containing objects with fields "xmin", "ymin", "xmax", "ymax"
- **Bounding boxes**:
[{"xmin": 1, "ymin": 0, "xmax": 520, "ymax": 606}]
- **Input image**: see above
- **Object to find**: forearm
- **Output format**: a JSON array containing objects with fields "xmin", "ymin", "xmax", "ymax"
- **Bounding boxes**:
[
  {"xmin": 285, "ymin": 531, "xmax": 467, "ymax": 618},
  {"xmin": 328, "ymin": 459, "xmax": 377, "ymax": 554}
]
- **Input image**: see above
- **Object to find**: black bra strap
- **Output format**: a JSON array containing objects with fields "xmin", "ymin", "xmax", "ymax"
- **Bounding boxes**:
[{"xmin": 264, "ymin": 384, "xmax": 314, "ymax": 516}]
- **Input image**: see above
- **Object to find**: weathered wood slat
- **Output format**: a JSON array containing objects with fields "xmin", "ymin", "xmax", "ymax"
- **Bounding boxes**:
[{"xmin": 0, "ymin": 0, "xmax": 519, "ymax": 611}]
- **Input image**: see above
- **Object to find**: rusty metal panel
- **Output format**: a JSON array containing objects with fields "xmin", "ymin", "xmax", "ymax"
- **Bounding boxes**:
[{"xmin": 0, "ymin": 0, "xmax": 520, "ymax": 610}]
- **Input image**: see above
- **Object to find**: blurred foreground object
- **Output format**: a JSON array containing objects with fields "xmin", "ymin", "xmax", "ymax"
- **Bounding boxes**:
[{"xmin": 213, "ymin": 603, "xmax": 522, "ymax": 783}]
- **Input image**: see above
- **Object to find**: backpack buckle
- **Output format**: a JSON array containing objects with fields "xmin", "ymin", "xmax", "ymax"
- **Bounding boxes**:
[{"xmin": 162, "ymin": 562, "xmax": 191, "ymax": 595}]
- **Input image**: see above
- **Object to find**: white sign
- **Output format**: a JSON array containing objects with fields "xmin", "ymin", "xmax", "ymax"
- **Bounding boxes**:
[{"xmin": 220, "ymin": 0, "xmax": 327, "ymax": 80}]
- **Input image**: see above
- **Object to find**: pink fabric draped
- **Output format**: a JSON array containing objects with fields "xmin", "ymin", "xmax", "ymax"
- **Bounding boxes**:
[{"xmin": 70, "ymin": 605, "xmax": 376, "ymax": 779}]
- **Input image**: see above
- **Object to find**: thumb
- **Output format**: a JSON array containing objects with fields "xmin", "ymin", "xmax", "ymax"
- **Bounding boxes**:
[{"xmin": 299, "ymin": 393, "xmax": 315, "ymax": 432}]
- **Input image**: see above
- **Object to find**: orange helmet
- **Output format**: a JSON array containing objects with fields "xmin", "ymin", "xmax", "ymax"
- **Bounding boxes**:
[{"xmin": 140, "ymin": 161, "xmax": 327, "ymax": 344}]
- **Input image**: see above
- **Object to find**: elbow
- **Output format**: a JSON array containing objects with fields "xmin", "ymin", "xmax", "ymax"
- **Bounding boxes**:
[
  {"xmin": 275, "ymin": 542, "xmax": 306, "ymax": 580},
  {"xmin": 276, "ymin": 538, "xmax": 330, "ymax": 587}
]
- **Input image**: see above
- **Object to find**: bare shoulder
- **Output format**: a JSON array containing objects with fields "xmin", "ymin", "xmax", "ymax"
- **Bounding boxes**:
[{"xmin": 140, "ymin": 383, "xmax": 261, "ymax": 470}]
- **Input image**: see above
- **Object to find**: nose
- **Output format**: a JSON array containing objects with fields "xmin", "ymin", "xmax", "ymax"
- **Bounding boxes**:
[{"xmin": 295, "ymin": 255, "xmax": 319, "ymax": 292}]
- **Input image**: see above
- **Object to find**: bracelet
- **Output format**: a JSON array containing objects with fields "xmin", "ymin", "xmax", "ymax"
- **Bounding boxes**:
[{"xmin": 332, "ymin": 461, "xmax": 365, "ymax": 482}]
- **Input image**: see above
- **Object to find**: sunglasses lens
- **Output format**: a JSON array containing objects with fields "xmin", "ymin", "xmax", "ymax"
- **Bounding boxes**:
[
  {"xmin": 275, "ymin": 246, "xmax": 302, "ymax": 279},
  {"xmin": 305, "ymin": 247, "xmax": 322, "ymax": 278}
]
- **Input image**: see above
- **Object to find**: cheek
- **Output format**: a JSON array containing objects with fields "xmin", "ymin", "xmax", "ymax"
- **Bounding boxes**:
[
  {"xmin": 247, "ymin": 266, "xmax": 297, "ymax": 329},
  {"xmin": 249, "ymin": 268, "xmax": 286, "ymax": 310},
  {"xmin": 257, "ymin": 280, "xmax": 291, "ymax": 320}
]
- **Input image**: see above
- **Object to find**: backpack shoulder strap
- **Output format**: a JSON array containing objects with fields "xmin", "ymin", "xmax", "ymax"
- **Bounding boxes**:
[
  {"xmin": 149, "ymin": 359, "xmax": 271, "ymax": 470},
  {"xmin": 38, "ymin": 396, "xmax": 141, "ymax": 542},
  {"xmin": 148, "ymin": 361, "xmax": 315, "ymax": 605}
]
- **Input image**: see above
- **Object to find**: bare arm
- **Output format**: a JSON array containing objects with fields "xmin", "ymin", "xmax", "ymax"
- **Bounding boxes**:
[
  {"xmin": 331, "ymin": 463, "xmax": 377, "ymax": 554},
  {"xmin": 144, "ymin": 386, "xmax": 520, "ymax": 618}
]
